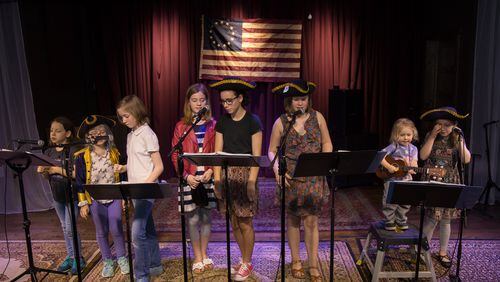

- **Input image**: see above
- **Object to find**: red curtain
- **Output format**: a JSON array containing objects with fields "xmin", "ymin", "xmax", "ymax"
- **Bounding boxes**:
[{"xmin": 92, "ymin": 0, "xmax": 418, "ymax": 177}]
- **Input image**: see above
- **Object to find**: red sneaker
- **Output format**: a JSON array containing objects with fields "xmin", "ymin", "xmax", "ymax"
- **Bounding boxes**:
[{"xmin": 234, "ymin": 262, "xmax": 253, "ymax": 281}]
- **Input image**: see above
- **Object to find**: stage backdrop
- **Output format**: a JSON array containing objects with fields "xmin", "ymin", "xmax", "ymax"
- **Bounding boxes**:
[{"xmin": 19, "ymin": 0, "xmax": 477, "ymax": 178}]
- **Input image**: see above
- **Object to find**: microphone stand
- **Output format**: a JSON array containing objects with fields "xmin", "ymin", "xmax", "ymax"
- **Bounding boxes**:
[
  {"xmin": 168, "ymin": 113, "xmax": 204, "ymax": 282},
  {"xmin": 449, "ymin": 132, "xmax": 466, "ymax": 282},
  {"xmin": 270, "ymin": 112, "xmax": 298, "ymax": 281}
]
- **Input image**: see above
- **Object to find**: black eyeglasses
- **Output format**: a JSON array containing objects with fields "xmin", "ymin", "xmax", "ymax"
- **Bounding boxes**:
[{"xmin": 220, "ymin": 97, "xmax": 238, "ymax": 105}]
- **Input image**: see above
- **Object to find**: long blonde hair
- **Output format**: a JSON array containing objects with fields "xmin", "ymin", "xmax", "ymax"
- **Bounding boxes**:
[
  {"xmin": 182, "ymin": 83, "xmax": 212, "ymax": 124},
  {"xmin": 389, "ymin": 118, "xmax": 419, "ymax": 144}
]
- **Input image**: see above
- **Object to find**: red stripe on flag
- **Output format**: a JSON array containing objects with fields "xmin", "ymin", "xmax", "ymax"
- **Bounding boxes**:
[
  {"xmin": 242, "ymin": 37, "xmax": 302, "ymax": 44},
  {"xmin": 243, "ymin": 28, "xmax": 302, "ymax": 34},
  {"xmin": 242, "ymin": 47, "xmax": 301, "ymax": 53}
]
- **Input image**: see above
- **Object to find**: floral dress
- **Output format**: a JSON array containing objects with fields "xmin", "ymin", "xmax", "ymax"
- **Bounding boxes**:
[
  {"xmin": 421, "ymin": 135, "xmax": 461, "ymax": 220},
  {"xmin": 278, "ymin": 110, "xmax": 329, "ymax": 217}
]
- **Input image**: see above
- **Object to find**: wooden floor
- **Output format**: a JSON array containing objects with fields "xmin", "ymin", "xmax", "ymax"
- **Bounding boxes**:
[{"xmin": 2, "ymin": 184, "xmax": 500, "ymax": 261}]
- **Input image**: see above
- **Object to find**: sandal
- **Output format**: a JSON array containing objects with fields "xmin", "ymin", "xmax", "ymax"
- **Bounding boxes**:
[
  {"xmin": 203, "ymin": 258, "xmax": 214, "ymax": 271},
  {"xmin": 192, "ymin": 261, "xmax": 204, "ymax": 274},
  {"xmin": 290, "ymin": 260, "xmax": 305, "ymax": 279},
  {"xmin": 435, "ymin": 253, "xmax": 452, "ymax": 268},
  {"xmin": 309, "ymin": 266, "xmax": 323, "ymax": 282}
]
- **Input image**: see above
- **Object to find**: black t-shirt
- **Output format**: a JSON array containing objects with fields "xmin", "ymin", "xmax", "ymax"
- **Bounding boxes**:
[
  {"xmin": 44, "ymin": 147, "xmax": 78, "ymax": 203},
  {"xmin": 215, "ymin": 111, "xmax": 262, "ymax": 154}
]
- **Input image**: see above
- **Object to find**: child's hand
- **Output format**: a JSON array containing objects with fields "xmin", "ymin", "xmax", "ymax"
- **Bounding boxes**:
[
  {"xmin": 114, "ymin": 164, "xmax": 126, "ymax": 173},
  {"xmin": 247, "ymin": 180, "xmax": 257, "ymax": 201},
  {"xmin": 80, "ymin": 205, "xmax": 90, "ymax": 219},
  {"xmin": 200, "ymin": 169, "xmax": 213, "ymax": 183},
  {"xmin": 430, "ymin": 124, "xmax": 442, "ymax": 138},
  {"xmin": 387, "ymin": 165, "xmax": 399, "ymax": 174},
  {"xmin": 408, "ymin": 169, "xmax": 416, "ymax": 175},
  {"xmin": 186, "ymin": 175, "xmax": 200, "ymax": 188}
]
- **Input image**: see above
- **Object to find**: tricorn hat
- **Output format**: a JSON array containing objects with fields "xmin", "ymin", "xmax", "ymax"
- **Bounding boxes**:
[
  {"xmin": 77, "ymin": 115, "xmax": 116, "ymax": 139},
  {"xmin": 209, "ymin": 77, "xmax": 257, "ymax": 93},
  {"xmin": 420, "ymin": 106, "xmax": 469, "ymax": 121},
  {"xmin": 272, "ymin": 79, "xmax": 316, "ymax": 97}
]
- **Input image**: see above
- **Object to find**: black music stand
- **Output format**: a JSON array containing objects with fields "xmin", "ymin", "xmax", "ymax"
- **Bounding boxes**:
[
  {"xmin": 387, "ymin": 181, "xmax": 482, "ymax": 281},
  {"xmin": 293, "ymin": 150, "xmax": 385, "ymax": 282},
  {"xmin": 84, "ymin": 182, "xmax": 171, "ymax": 281},
  {"xmin": 183, "ymin": 153, "xmax": 270, "ymax": 281},
  {"xmin": 0, "ymin": 150, "xmax": 68, "ymax": 281}
]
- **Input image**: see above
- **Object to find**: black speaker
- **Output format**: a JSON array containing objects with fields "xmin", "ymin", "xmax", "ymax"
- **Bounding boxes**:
[{"xmin": 329, "ymin": 88, "xmax": 365, "ymax": 149}]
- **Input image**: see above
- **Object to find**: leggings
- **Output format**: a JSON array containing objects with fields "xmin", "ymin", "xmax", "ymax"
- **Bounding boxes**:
[
  {"xmin": 423, "ymin": 216, "xmax": 451, "ymax": 253},
  {"xmin": 187, "ymin": 207, "xmax": 211, "ymax": 241}
]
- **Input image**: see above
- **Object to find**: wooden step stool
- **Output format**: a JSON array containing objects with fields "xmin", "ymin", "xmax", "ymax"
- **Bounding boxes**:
[{"xmin": 357, "ymin": 221, "xmax": 437, "ymax": 281}]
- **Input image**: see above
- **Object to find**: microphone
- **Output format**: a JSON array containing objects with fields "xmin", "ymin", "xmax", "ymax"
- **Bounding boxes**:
[
  {"xmin": 195, "ymin": 107, "xmax": 208, "ymax": 118},
  {"xmin": 291, "ymin": 109, "xmax": 305, "ymax": 117},
  {"xmin": 13, "ymin": 139, "xmax": 45, "ymax": 146},
  {"xmin": 484, "ymin": 120, "xmax": 500, "ymax": 127},
  {"xmin": 453, "ymin": 127, "xmax": 464, "ymax": 136},
  {"xmin": 93, "ymin": 136, "xmax": 109, "ymax": 143}
]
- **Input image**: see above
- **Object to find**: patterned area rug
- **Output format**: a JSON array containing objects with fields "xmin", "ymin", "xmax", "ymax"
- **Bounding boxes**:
[
  {"xmin": 0, "ymin": 240, "xmax": 99, "ymax": 282},
  {"xmin": 154, "ymin": 178, "xmax": 383, "ymax": 232},
  {"xmin": 85, "ymin": 241, "xmax": 363, "ymax": 281},
  {"xmin": 357, "ymin": 239, "xmax": 500, "ymax": 281}
]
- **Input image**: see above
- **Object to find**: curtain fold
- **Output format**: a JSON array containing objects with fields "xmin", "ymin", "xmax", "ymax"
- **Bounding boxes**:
[
  {"xmin": 470, "ymin": 0, "xmax": 500, "ymax": 203},
  {"xmin": 0, "ymin": 1, "xmax": 53, "ymax": 214}
]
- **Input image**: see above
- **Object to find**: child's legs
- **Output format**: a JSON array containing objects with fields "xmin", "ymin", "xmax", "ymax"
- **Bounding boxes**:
[
  {"xmin": 198, "ymin": 207, "xmax": 212, "ymax": 258},
  {"xmin": 382, "ymin": 182, "xmax": 397, "ymax": 222},
  {"xmin": 287, "ymin": 214, "xmax": 301, "ymax": 262},
  {"xmin": 423, "ymin": 215, "xmax": 438, "ymax": 245},
  {"xmin": 107, "ymin": 200, "xmax": 126, "ymax": 258},
  {"xmin": 145, "ymin": 202, "xmax": 161, "ymax": 268},
  {"xmin": 90, "ymin": 202, "xmax": 112, "ymax": 260},
  {"xmin": 56, "ymin": 201, "xmax": 83, "ymax": 259},
  {"xmin": 438, "ymin": 219, "xmax": 451, "ymax": 255},
  {"xmin": 53, "ymin": 200, "xmax": 74, "ymax": 257},
  {"xmin": 395, "ymin": 205, "xmax": 411, "ymax": 224},
  {"xmin": 187, "ymin": 209, "xmax": 203, "ymax": 262},
  {"xmin": 236, "ymin": 216, "xmax": 255, "ymax": 264},
  {"xmin": 131, "ymin": 199, "xmax": 154, "ymax": 278}
]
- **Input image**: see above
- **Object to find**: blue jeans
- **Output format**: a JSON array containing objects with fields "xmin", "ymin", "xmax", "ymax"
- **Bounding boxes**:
[
  {"xmin": 53, "ymin": 200, "xmax": 82, "ymax": 258},
  {"xmin": 132, "ymin": 199, "xmax": 161, "ymax": 280}
]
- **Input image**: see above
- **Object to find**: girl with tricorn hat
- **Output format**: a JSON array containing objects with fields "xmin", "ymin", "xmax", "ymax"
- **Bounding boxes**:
[
  {"xmin": 419, "ymin": 106, "xmax": 471, "ymax": 268},
  {"xmin": 209, "ymin": 77, "xmax": 262, "ymax": 281},
  {"xmin": 74, "ymin": 115, "xmax": 130, "ymax": 277},
  {"xmin": 267, "ymin": 79, "xmax": 332, "ymax": 281}
]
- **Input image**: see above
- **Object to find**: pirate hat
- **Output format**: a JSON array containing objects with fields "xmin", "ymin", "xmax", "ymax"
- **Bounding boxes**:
[
  {"xmin": 209, "ymin": 77, "xmax": 256, "ymax": 93},
  {"xmin": 420, "ymin": 106, "xmax": 469, "ymax": 121},
  {"xmin": 77, "ymin": 115, "xmax": 116, "ymax": 139},
  {"xmin": 271, "ymin": 79, "xmax": 316, "ymax": 97}
]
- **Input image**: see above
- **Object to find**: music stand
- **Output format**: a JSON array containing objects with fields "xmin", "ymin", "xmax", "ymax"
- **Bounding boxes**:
[
  {"xmin": 293, "ymin": 150, "xmax": 385, "ymax": 282},
  {"xmin": 84, "ymin": 182, "xmax": 171, "ymax": 281},
  {"xmin": 387, "ymin": 181, "xmax": 482, "ymax": 281},
  {"xmin": 0, "ymin": 150, "xmax": 68, "ymax": 281},
  {"xmin": 183, "ymin": 153, "xmax": 270, "ymax": 281}
]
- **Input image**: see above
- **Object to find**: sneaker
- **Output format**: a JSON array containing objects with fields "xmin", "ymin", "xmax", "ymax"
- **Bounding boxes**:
[
  {"xmin": 117, "ymin": 256, "xmax": 130, "ymax": 274},
  {"xmin": 57, "ymin": 256, "xmax": 73, "ymax": 272},
  {"xmin": 101, "ymin": 259, "xmax": 115, "ymax": 278},
  {"xmin": 234, "ymin": 262, "xmax": 253, "ymax": 281},
  {"xmin": 71, "ymin": 257, "xmax": 86, "ymax": 275},
  {"xmin": 397, "ymin": 222, "xmax": 409, "ymax": 230},
  {"xmin": 435, "ymin": 253, "xmax": 452, "ymax": 268},
  {"xmin": 149, "ymin": 265, "xmax": 164, "ymax": 276},
  {"xmin": 384, "ymin": 222, "xmax": 397, "ymax": 231},
  {"xmin": 231, "ymin": 260, "xmax": 243, "ymax": 275}
]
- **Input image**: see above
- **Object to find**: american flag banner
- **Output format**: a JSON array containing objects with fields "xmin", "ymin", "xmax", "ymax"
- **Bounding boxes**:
[{"xmin": 199, "ymin": 16, "xmax": 302, "ymax": 82}]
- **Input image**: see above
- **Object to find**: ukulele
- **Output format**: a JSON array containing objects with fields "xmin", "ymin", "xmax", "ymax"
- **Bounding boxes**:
[{"xmin": 376, "ymin": 155, "xmax": 446, "ymax": 180}]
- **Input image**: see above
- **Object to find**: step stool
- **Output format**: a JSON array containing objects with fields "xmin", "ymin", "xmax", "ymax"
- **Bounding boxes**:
[{"xmin": 357, "ymin": 221, "xmax": 437, "ymax": 281}]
